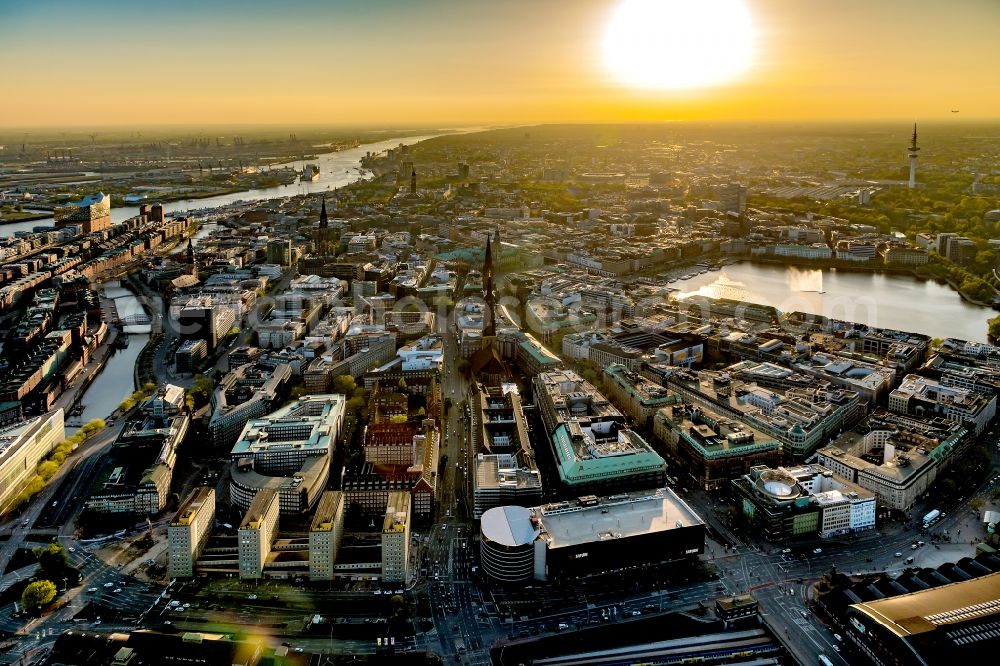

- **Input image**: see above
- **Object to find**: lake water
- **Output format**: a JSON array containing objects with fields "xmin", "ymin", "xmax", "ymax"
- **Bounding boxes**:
[{"xmin": 671, "ymin": 262, "xmax": 992, "ymax": 342}]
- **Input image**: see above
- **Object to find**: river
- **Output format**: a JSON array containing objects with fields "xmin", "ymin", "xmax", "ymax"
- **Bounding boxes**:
[
  {"xmin": 671, "ymin": 262, "xmax": 992, "ymax": 342},
  {"xmin": 0, "ymin": 131, "xmax": 452, "ymax": 236},
  {"xmin": 69, "ymin": 283, "xmax": 149, "ymax": 430}
]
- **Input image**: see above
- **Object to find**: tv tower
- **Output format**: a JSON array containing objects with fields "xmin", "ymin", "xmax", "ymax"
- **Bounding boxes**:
[{"xmin": 908, "ymin": 123, "xmax": 920, "ymax": 189}]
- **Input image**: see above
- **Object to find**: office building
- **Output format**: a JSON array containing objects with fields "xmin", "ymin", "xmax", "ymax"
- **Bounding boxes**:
[
  {"xmin": 816, "ymin": 410, "xmax": 970, "ymax": 510},
  {"xmin": 480, "ymin": 488, "xmax": 705, "ymax": 583},
  {"xmin": 266, "ymin": 238, "xmax": 292, "ymax": 266},
  {"xmin": 533, "ymin": 369, "xmax": 666, "ymax": 493},
  {"xmin": 0, "ymin": 409, "xmax": 65, "ymax": 515},
  {"xmin": 603, "ymin": 363, "xmax": 681, "ymax": 426},
  {"xmin": 473, "ymin": 453, "xmax": 543, "ymax": 519},
  {"xmin": 308, "ymin": 491, "xmax": 345, "ymax": 581},
  {"xmin": 168, "ymin": 487, "xmax": 216, "ymax": 578},
  {"xmin": 890, "ymin": 373, "xmax": 996, "ymax": 435},
  {"xmin": 229, "ymin": 394, "xmax": 345, "ymax": 515},
  {"xmin": 175, "ymin": 338, "xmax": 207, "ymax": 373},
  {"xmin": 238, "ymin": 489, "xmax": 280, "ymax": 580},
  {"xmin": 208, "ymin": 361, "xmax": 291, "ymax": 449},
  {"xmin": 730, "ymin": 464, "xmax": 877, "ymax": 541},
  {"xmin": 381, "ymin": 491, "xmax": 411, "ymax": 583},
  {"xmin": 653, "ymin": 400, "xmax": 782, "ymax": 491}
]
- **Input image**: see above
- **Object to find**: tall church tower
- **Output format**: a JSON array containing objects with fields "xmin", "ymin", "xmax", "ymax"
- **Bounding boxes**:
[
  {"xmin": 410, "ymin": 169, "xmax": 417, "ymax": 195},
  {"xmin": 483, "ymin": 230, "xmax": 496, "ymax": 337},
  {"xmin": 186, "ymin": 238, "xmax": 196, "ymax": 276},
  {"xmin": 319, "ymin": 196, "xmax": 328, "ymax": 228}
]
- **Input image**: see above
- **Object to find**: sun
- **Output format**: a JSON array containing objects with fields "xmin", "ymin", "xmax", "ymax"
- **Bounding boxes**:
[{"xmin": 603, "ymin": 0, "xmax": 756, "ymax": 90}]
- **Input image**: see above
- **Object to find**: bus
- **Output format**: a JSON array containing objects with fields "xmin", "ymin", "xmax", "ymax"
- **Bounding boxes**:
[{"xmin": 818, "ymin": 655, "xmax": 834, "ymax": 666}]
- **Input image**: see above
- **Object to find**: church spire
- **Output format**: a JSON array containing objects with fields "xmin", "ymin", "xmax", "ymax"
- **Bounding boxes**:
[
  {"xmin": 319, "ymin": 196, "xmax": 328, "ymax": 228},
  {"xmin": 483, "ymin": 231, "xmax": 496, "ymax": 337}
]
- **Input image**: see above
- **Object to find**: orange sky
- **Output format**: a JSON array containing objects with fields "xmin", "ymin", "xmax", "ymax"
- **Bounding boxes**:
[{"xmin": 0, "ymin": 0, "xmax": 997, "ymax": 127}]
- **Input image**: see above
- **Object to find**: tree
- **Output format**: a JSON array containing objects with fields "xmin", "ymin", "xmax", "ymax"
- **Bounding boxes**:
[
  {"xmin": 34, "ymin": 543, "xmax": 69, "ymax": 579},
  {"xmin": 187, "ymin": 374, "xmax": 215, "ymax": 409},
  {"xmin": 332, "ymin": 374, "xmax": 357, "ymax": 395},
  {"xmin": 22, "ymin": 580, "xmax": 57, "ymax": 613},
  {"xmin": 398, "ymin": 377, "xmax": 407, "ymax": 390},
  {"xmin": 390, "ymin": 414, "xmax": 408, "ymax": 424}
]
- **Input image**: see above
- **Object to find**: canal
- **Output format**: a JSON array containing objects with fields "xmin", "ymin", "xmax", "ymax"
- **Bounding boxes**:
[
  {"xmin": 672, "ymin": 262, "xmax": 992, "ymax": 343},
  {"xmin": 70, "ymin": 282, "xmax": 149, "ymax": 430}
]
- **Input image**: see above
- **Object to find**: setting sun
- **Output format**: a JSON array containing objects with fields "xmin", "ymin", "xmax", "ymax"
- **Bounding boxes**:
[{"xmin": 603, "ymin": 0, "xmax": 756, "ymax": 90}]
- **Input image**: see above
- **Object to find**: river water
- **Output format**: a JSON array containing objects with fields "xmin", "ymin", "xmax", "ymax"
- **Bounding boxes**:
[
  {"xmin": 672, "ymin": 262, "xmax": 992, "ymax": 342},
  {"xmin": 0, "ymin": 131, "xmax": 448, "ymax": 235}
]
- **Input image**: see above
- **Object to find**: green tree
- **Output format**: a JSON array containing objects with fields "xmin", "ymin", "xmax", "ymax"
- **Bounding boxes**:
[
  {"xmin": 331, "ymin": 374, "xmax": 357, "ymax": 395},
  {"xmin": 22, "ymin": 580, "xmax": 57, "ymax": 612},
  {"xmin": 398, "ymin": 378, "xmax": 407, "ymax": 390},
  {"xmin": 390, "ymin": 414, "xmax": 408, "ymax": 424},
  {"xmin": 34, "ymin": 543, "xmax": 69, "ymax": 579},
  {"xmin": 988, "ymin": 314, "xmax": 1000, "ymax": 343},
  {"xmin": 187, "ymin": 374, "xmax": 215, "ymax": 409}
]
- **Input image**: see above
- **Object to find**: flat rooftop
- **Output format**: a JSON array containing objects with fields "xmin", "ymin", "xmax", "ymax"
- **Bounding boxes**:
[
  {"xmin": 310, "ymin": 490, "xmax": 344, "ymax": 532},
  {"xmin": 170, "ymin": 487, "xmax": 214, "ymax": 527},
  {"xmin": 535, "ymin": 487, "xmax": 704, "ymax": 550},
  {"xmin": 240, "ymin": 489, "xmax": 278, "ymax": 529}
]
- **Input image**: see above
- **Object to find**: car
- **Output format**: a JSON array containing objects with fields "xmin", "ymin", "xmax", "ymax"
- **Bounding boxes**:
[
  {"xmin": 834, "ymin": 633, "xmax": 843, "ymax": 642},
  {"xmin": 247, "ymin": 594, "xmax": 258, "ymax": 600},
  {"xmin": 93, "ymin": 620, "xmax": 101, "ymax": 625},
  {"xmin": 68, "ymin": 547, "xmax": 76, "ymax": 553},
  {"xmin": 163, "ymin": 620, "xmax": 172, "ymax": 626},
  {"xmin": 88, "ymin": 587, "xmax": 98, "ymax": 593},
  {"xmin": 182, "ymin": 603, "xmax": 190, "ymax": 608},
  {"xmin": 895, "ymin": 552, "xmax": 903, "ymax": 557},
  {"xmin": 104, "ymin": 582, "xmax": 114, "ymax": 588},
  {"xmin": 169, "ymin": 600, "xmax": 180, "ymax": 607},
  {"xmin": 113, "ymin": 588, "xmax": 122, "ymax": 593},
  {"xmin": 912, "ymin": 543, "xmax": 919, "ymax": 549},
  {"xmin": 813, "ymin": 548, "xmax": 823, "ymax": 554},
  {"xmin": 781, "ymin": 548, "xmax": 792, "ymax": 554},
  {"xmin": 293, "ymin": 648, "xmax": 304, "ymax": 653}
]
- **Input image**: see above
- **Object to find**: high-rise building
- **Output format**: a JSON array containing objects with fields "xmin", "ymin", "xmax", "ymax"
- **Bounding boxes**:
[
  {"xmin": 719, "ymin": 183, "xmax": 747, "ymax": 214},
  {"xmin": 308, "ymin": 491, "xmax": 345, "ymax": 581},
  {"xmin": 381, "ymin": 492, "xmax": 411, "ymax": 583},
  {"xmin": 238, "ymin": 489, "xmax": 280, "ymax": 579},
  {"xmin": 168, "ymin": 487, "xmax": 216, "ymax": 578},
  {"xmin": 266, "ymin": 238, "xmax": 292, "ymax": 266}
]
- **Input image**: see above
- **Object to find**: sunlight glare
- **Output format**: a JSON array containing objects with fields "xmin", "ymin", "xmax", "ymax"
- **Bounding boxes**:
[{"xmin": 603, "ymin": 0, "xmax": 756, "ymax": 90}]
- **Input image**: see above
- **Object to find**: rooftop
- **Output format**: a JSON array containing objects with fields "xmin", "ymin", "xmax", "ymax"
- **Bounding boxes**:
[
  {"xmin": 310, "ymin": 491, "xmax": 344, "ymax": 532},
  {"xmin": 534, "ymin": 487, "xmax": 703, "ymax": 550},
  {"xmin": 852, "ymin": 571, "xmax": 1000, "ymax": 639},
  {"xmin": 240, "ymin": 489, "xmax": 278, "ymax": 530},
  {"xmin": 481, "ymin": 505, "xmax": 540, "ymax": 547}
]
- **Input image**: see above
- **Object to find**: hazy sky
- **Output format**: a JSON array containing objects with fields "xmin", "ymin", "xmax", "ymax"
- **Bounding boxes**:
[{"xmin": 1, "ymin": 0, "xmax": 997, "ymax": 127}]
